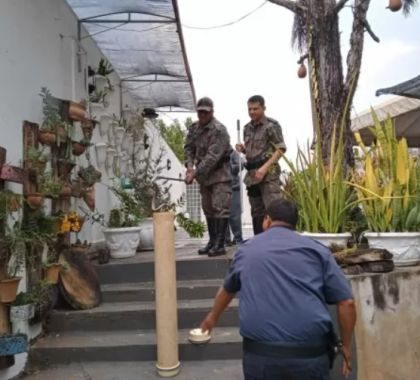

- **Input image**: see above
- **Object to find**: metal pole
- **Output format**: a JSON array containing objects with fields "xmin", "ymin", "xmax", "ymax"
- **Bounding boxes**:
[
  {"xmin": 237, "ymin": 119, "xmax": 243, "ymax": 213},
  {"xmin": 154, "ymin": 212, "xmax": 180, "ymax": 378}
]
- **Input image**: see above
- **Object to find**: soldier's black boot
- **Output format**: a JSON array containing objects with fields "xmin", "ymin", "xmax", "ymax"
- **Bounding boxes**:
[
  {"xmin": 198, "ymin": 217, "xmax": 216, "ymax": 255},
  {"xmin": 208, "ymin": 218, "xmax": 229, "ymax": 257},
  {"xmin": 252, "ymin": 216, "xmax": 265, "ymax": 235}
]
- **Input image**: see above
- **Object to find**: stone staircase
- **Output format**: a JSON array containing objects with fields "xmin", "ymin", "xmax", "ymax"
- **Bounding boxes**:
[{"xmin": 30, "ymin": 245, "xmax": 242, "ymax": 367}]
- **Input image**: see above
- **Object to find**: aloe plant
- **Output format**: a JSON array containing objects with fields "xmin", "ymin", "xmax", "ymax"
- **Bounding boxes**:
[{"xmin": 350, "ymin": 112, "xmax": 420, "ymax": 232}]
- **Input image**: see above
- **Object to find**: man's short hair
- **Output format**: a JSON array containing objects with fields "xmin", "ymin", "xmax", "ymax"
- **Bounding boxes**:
[
  {"xmin": 248, "ymin": 95, "xmax": 265, "ymax": 106},
  {"xmin": 266, "ymin": 199, "xmax": 298, "ymax": 228}
]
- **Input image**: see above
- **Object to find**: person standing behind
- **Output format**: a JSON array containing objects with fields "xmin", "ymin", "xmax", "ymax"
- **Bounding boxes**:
[
  {"xmin": 200, "ymin": 199, "xmax": 356, "ymax": 380},
  {"xmin": 236, "ymin": 95, "xmax": 286, "ymax": 235},
  {"xmin": 225, "ymin": 150, "xmax": 244, "ymax": 245},
  {"xmin": 184, "ymin": 97, "xmax": 232, "ymax": 257}
]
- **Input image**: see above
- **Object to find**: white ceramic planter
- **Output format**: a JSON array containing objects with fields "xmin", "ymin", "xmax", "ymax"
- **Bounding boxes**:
[
  {"xmin": 99, "ymin": 114, "xmax": 112, "ymax": 137},
  {"xmin": 364, "ymin": 232, "xmax": 420, "ymax": 267},
  {"xmin": 103, "ymin": 226, "xmax": 141, "ymax": 259},
  {"xmin": 139, "ymin": 218, "xmax": 154, "ymax": 251},
  {"xmin": 89, "ymin": 102, "xmax": 105, "ymax": 119},
  {"xmin": 10, "ymin": 304, "xmax": 35, "ymax": 321},
  {"xmin": 95, "ymin": 74, "xmax": 108, "ymax": 93},
  {"xmin": 95, "ymin": 142, "xmax": 108, "ymax": 168},
  {"xmin": 301, "ymin": 232, "xmax": 351, "ymax": 248}
]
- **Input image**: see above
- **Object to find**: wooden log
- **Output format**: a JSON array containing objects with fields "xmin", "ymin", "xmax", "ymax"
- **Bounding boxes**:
[{"xmin": 58, "ymin": 250, "xmax": 101, "ymax": 310}]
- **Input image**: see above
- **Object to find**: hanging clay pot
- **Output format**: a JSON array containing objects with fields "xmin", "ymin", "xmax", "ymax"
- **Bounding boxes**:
[
  {"xmin": 59, "ymin": 182, "xmax": 72, "ymax": 198},
  {"xmin": 0, "ymin": 277, "xmax": 22, "ymax": 303},
  {"xmin": 387, "ymin": 0, "xmax": 402, "ymax": 12},
  {"xmin": 38, "ymin": 130, "xmax": 57, "ymax": 145},
  {"xmin": 69, "ymin": 101, "xmax": 86, "ymax": 121},
  {"xmin": 26, "ymin": 193, "xmax": 44, "ymax": 210},
  {"xmin": 57, "ymin": 160, "xmax": 76, "ymax": 178},
  {"xmin": 298, "ymin": 63, "xmax": 307, "ymax": 78},
  {"xmin": 83, "ymin": 187, "xmax": 95, "ymax": 211},
  {"xmin": 71, "ymin": 179, "xmax": 84, "ymax": 198},
  {"xmin": 81, "ymin": 119, "xmax": 96, "ymax": 141},
  {"xmin": 72, "ymin": 141, "xmax": 87, "ymax": 156}
]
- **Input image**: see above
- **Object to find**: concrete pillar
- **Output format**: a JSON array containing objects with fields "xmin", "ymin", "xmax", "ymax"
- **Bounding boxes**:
[{"xmin": 153, "ymin": 212, "xmax": 180, "ymax": 377}]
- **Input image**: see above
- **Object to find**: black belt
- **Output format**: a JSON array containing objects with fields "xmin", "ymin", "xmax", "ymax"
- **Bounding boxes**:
[
  {"xmin": 243, "ymin": 338, "xmax": 328, "ymax": 359},
  {"xmin": 244, "ymin": 157, "xmax": 268, "ymax": 171}
]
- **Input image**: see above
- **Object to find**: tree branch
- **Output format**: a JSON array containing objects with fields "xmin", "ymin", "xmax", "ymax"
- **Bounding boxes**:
[
  {"xmin": 297, "ymin": 53, "xmax": 309, "ymax": 64},
  {"xmin": 363, "ymin": 19, "xmax": 380, "ymax": 43},
  {"xmin": 335, "ymin": 0, "xmax": 351, "ymax": 13},
  {"xmin": 344, "ymin": 0, "xmax": 372, "ymax": 99},
  {"xmin": 267, "ymin": 0, "xmax": 306, "ymax": 13}
]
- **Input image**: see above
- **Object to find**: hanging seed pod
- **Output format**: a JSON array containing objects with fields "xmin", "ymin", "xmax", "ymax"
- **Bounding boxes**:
[
  {"xmin": 387, "ymin": 0, "xmax": 402, "ymax": 12},
  {"xmin": 297, "ymin": 63, "xmax": 307, "ymax": 79}
]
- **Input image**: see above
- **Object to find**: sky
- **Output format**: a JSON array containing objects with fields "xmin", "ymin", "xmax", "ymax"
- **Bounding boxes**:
[{"xmin": 167, "ymin": 0, "xmax": 420, "ymax": 160}]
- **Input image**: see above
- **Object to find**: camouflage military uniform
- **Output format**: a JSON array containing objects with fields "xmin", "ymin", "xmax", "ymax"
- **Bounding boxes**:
[
  {"xmin": 243, "ymin": 116, "xmax": 286, "ymax": 218},
  {"xmin": 184, "ymin": 118, "xmax": 232, "ymax": 218}
]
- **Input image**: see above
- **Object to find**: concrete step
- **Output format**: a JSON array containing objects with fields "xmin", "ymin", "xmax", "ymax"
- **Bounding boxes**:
[
  {"xmin": 101, "ymin": 279, "xmax": 222, "ymax": 303},
  {"xmin": 96, "ymin": 256, "xmax": 231, "ymax": 285},
  {"xmin": 30, "ymin": 327, "xmax": 242, "ymax": 365},
  {"xmin": 48, "ymin": 299, "xmax": 239, "ymax": 332},
  {"xmin": 24, "ymin": 359, "xmax": 244, "ymax": 379}
]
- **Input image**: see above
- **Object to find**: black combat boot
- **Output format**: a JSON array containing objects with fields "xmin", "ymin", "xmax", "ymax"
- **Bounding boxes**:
[
  {"xmin": 198, "ymin": 217, "xmax": 216, "ymax": 255},
  {"xmin": 208, "ymin": 218, "xmax": 229, "ymax": 257},
  {"xmin": 252, "ymin": 216, "xmax": 265, "ymax": 235}
]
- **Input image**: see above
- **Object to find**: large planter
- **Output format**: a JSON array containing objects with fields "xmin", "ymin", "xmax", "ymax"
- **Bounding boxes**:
[
  {"xmin": 10, "ymin": 304, "xmax": 35, "ymax": 322},
  {"xmin": 103, "ymin": 226, "xmax": 141, "ymax": 259},
  {"xmin": 0, "ymin": 277, "xmax": 21, "ymax": 303},
  {"xmin": 365, "ymin": 232, "xmax": 420, "ymax": 267},
  {"xmin": 139, "ymin": 218, "xmax": 154, "ymax": 251},
  {"xmin": 300, "ymin": 232, "xmax": 351, "ymax": 249}
]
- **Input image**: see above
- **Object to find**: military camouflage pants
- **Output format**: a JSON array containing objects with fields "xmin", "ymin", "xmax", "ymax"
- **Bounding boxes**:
[
  {"xmin": 200, "ymin": 182, "xmax": 232, "ymax": 218},
  {"xmin": 247, "ymin": 178, "xmax": 282, "ymax": 217}
]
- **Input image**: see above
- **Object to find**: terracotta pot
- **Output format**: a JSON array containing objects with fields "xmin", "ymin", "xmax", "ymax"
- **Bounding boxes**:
[
  {"xmin": 60, "ymin": 182, "xmax": 72, "ymax": 198},
  {"xmin": 26, "ymin": 193, "xmax": 44, "ymax": 209},
  {"xmin": 45, "ymin": 263, "xmax": 61, "ymax": 284},
  {"xmin": 83, "ymin": 187, "xmax": 95, "ymax": 211},
  {"xmin": 81, "ymin": 119, "xmax": 96, "ymax": 140},
  {"xmin": 72, "ymin": 141, "xmax": 87, "ymax": 156},
  {"xmin": 57, "ymin": 160, "xmax": 76, "ymax": 178},
  {"xmin": 0, "ymin": 277, "xmax": 21, "ymax": 303},
  {"xmin": 38, "ymin": 130, "xmax": 57, "ymax": 145},
  {"xmin": 71, "ymin": 179, "xmax": 84, "ymax": 198},
  {"xmin": 69, "ymin": 101, "xmax": 86, "ymax": 121}
]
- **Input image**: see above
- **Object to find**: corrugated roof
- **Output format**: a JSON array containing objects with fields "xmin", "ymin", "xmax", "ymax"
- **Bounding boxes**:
[
  {"xmin": 376, "ymin": 74, "xmax": 420, "ymax": 100},
  {"xmin": 66, "ymin": 0, "xmax": 195, "ymax": 111},
  {"xmin": 351, "ymin": 96, "xmax": 420, "ymax": 146}
]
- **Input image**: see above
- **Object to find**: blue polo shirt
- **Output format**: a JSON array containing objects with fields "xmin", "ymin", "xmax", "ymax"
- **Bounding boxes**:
[{"xmin": 224, "ymin": 226, "xmax": 353, "ymax": 344}]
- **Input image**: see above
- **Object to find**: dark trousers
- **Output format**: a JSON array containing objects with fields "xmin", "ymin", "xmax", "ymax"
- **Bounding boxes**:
[
  {"xmin": 227, "ymin": 189, "xmax": 243, "ymax": 242},
  {"xmin": 243, "ymin": 351, "xmax": 330, "ymax": 380}
]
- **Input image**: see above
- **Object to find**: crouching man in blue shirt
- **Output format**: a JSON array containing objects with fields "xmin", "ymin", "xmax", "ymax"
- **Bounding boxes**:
[{"xmin": 200, "ymin": 199, "xmax": 356, "ymax": 380}]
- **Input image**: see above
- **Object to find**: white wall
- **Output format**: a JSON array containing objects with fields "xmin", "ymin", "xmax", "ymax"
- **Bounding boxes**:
[{"xmin": 0, "ymin": 0, "xmax": 183, "ymax": 244}]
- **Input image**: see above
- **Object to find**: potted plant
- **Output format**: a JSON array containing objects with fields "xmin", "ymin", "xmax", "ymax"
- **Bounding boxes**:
[
  {"xmin": 72, "ymin": 138, "xmax": 91, "ymax": 157},
  {"xmin": 350, "ymin": 113, "xmax": 420, "ymax": 266},
  {"xmin": 38, "ymin": 171, "xmax": 63, "ymax": 199},
  {"xmin": 26, "ymin": 146, "xmax": 49, "ymax": 174},
  {"xmin": 78, "ymin": 165, "xmax": 102, "ymax": 187},
  {"xmin": 95, "ymin": 58, "xmax": 114, "ymax": 93},
  {"xmin": 283, "ymin": 124, "xmax": 354, "ymax": 248},
  {"xmin": 102, "ymin": 185, "xmax": 144, "ymax": 259},
  {"xmin": 39, "ymin": 87, "xmax": 71, "ymax": 146},
  {"xmin": 10, "ymin": 291, "xmax": 35, "ymax": 325}
]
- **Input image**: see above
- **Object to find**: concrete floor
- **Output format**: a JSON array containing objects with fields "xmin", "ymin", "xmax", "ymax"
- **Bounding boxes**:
[{"xmin": 22, "ymin": 360, "xmax": 243, "ymax": 380}]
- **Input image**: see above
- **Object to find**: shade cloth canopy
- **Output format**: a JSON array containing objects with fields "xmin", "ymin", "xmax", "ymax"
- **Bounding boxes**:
[
  {"xmin": 66, "ymin": 0, "xmax": 195, "ymax": 111},
  {"xmin": 351, "ymin": 97, "xmax": 420, "ymax": 146}
]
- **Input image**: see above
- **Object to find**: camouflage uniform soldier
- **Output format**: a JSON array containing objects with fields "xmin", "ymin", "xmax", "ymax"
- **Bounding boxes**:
[
  {"xmin": 236, "ymin": 95, "xmax": 287, "ymax": 235},
  {"xmin": 184, "ymin": 97, "xmax": 232, "ymax": 257}
]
